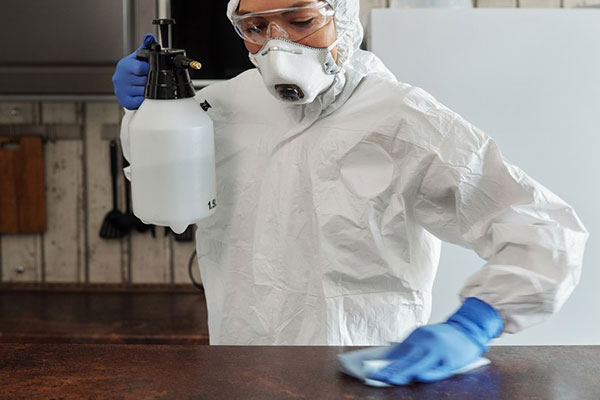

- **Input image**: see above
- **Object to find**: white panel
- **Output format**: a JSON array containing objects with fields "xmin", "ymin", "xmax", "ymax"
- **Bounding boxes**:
[
  {"xmin": 361, "ymin": 0, "xmax": 388, "ymax": 25},
  {"xmin": 371, "ymin": 9, "xmax": 600, "ymax": 345}
]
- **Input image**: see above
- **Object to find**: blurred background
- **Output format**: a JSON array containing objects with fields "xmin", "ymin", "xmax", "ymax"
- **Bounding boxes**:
[{"xmin": 0, "ymin": 0, "xmax": 598, "ymax": 346}]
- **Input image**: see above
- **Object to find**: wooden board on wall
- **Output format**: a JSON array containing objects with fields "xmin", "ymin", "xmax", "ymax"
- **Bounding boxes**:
[
  {"xmin": 42, "ymin": 102, "xmax": 85, "ymax": 283},
  {"xmin": 0, "ymin": 102, "xmax": 42, "ymax": 282},
  {"xmin": 85, "ymin": 103, "xmax": 126, "ymax": 283},
  {"xmin": 0, "ymin": 136, "xmax": 46, "ymax": 234}
]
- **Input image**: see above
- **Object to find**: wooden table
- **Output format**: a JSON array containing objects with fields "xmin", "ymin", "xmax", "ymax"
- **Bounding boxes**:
[{"xmin": 1, "ymin": 345, "xmax": 598, "ymax": 399}]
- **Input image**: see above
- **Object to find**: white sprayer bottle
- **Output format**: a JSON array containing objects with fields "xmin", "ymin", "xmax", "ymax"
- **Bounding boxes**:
[{"xmin": 128, "ymin": 19, "xmax": 216, "ymax": 234}]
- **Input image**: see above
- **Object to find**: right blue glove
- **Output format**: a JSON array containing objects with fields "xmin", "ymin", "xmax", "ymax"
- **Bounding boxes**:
[
  {"xmin": 112, "ymin": 34, "xmax": 156, "ymax": 110},
  {"xmin": 367, "ymin": 297, "xmax": 503, "ymax": 386}
]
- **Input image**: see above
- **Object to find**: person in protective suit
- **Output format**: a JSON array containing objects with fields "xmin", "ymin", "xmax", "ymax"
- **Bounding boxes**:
[{"xmin": 113, "ymin": 0, "xmax": 588, "ymax": 386}]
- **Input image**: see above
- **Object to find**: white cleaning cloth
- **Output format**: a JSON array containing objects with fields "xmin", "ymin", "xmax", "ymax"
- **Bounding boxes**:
[{"xmin": 338, "ymin": 346, "xmax": 490, "ymax": 387}]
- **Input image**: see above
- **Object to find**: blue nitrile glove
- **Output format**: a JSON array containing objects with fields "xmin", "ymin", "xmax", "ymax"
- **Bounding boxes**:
[
  {"xmin": 112, "ymin": 34, "xmax": 156, "ymax": 110},
  {"xmin": 368, "ymin": 297, "xmax": 504, "ymax": 385}
]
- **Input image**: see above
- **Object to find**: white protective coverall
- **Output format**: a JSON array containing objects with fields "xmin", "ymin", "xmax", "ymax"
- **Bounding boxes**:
[{"xmin": 121, "ymin": 0, "xmax": 588, "ymax": 345}]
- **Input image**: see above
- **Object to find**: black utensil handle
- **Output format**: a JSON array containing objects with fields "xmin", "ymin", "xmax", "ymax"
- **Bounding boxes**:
[
  {"xmin": 110, "ymin": 140, "xmax": 118, "ymax": 210},
  {"xmin": 122, "ymin": 156, "xmax": 132, "ymax": 213}
]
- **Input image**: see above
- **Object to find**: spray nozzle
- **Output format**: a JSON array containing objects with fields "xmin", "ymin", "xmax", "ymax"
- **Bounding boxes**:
[{"xmin": 174, "ymin": 55, "xmax": 202, "ymax": 71}]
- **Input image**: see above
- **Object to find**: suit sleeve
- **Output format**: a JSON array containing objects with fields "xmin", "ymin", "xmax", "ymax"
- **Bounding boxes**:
[{"xmin": 409, "ymin": 88, "xmax": 589, "ymax": 334}]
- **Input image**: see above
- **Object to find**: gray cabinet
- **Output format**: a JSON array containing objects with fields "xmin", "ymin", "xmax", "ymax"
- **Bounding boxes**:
[{"xmin": 1, "ymin": 0, "xmax": 157, "ymax": 95}]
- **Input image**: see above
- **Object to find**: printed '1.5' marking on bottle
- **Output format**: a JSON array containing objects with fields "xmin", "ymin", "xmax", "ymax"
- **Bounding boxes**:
[{"xmin": 208, "ymin": 199, "xmax": 217, "ymax": 210}]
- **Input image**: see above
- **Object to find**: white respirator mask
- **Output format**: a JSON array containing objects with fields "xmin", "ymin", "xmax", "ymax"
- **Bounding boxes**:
[
  {"xmin": 249, "ymin": 38, "xmax": 340, "ymax": 104},
  {"xmin": 231, "ymin": 1, "xmax": 340, "ymax": 104}
]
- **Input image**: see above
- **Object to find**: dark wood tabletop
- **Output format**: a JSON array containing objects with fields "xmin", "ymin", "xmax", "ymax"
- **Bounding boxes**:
[{"xmin": 1, "ymin": 345, "xmax": 599, "ymax": 400}]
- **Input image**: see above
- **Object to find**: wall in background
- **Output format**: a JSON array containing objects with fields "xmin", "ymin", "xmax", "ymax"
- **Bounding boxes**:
[
  {"xmin": 0, "ymin": 102, "xmax": 195, "ymax": 285},
  {"xmin": 370, "ymin": 7, "xmax": 600, "ymax": 344},
  {"xmin": 1, "ymin": 0, "xmax": 599, "ymax": 285}
]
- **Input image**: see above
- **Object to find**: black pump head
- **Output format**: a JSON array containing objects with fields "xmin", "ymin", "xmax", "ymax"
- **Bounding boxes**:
[{"xmin": 136, "ymin": 19, "xmax": 202, "ymax": 100}]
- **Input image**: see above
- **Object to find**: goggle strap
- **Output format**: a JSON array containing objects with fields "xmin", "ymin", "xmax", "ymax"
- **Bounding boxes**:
[{"xmin": 326, "ymin": 38, "xmax": 339, "ymax": 52}]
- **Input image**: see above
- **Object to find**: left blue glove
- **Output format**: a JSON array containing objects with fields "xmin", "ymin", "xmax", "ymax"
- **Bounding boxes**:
[
  {"xmin": 112, "ymin": 34, "xmax": 156, "ymax": 110},
  {"xmin": 368, "ymin": 297, "xmax": 504, "ymax": 385}
]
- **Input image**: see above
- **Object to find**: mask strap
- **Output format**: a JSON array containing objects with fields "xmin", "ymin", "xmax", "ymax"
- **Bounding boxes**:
[{"xmin": 323, "ymin": 39, "xmax": 341, "ymax": 75}]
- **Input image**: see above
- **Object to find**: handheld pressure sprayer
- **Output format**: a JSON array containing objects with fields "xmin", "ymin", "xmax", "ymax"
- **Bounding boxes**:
[{"xmin": 128, "ymin": 19, "xmax": 217, "ymax": 234}]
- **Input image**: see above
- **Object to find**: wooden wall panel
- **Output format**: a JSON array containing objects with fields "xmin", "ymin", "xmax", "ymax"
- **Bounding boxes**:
[
  {"xmin": 563, "ymin": 0, "xmax": 600, "ymax": 7},
  {"xmin": 41, "ymin": 103, "xmax": 82, "ymax": 125},
  {"xmin": 0, "ymin": 235, "xmax": 43, "ymax": 282},
  {"xmin": 173, "ymin": 237, "xmax": 197, "ymax": 284},
  {"xmin": 130, "ymin": 230, "xmax": 170, "ymax": 284},
  {"xmin": 0, "ymin": 103, "xmax": 39, "ymax": 125},
  {"xmin": 85, "ymin": 103, "xmax": 126, "ymax": 283},
  {"xmin": 0, "ymin": 102, "xmax": 42, "ymax": 282},
  {"xmin": 41, "ymin": 103, "xmax": 85, "ymax": 283},
  {"xmin": 477, "ymin": 0, "xmax": 518, "ymax": 6},
  {"xmin": 43, "ymin": 141, "xmax": 84, "ymax": 282},
  {"xmin": 519, "ymin": 0, "xmax": 561, "ymax": 6}
]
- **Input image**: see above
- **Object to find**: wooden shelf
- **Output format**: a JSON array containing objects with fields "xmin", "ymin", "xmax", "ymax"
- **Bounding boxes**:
[{"xmin": 0, "ymin": 290, "xmax": 209, "ymax": 344}]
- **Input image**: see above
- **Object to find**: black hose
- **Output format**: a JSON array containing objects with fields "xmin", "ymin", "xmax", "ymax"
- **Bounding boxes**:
[{"xmin": 188, "ymin": 249, "xmax": 203, "ymax": 291}]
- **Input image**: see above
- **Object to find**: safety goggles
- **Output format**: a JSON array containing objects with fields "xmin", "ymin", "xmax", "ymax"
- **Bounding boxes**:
[{"xmin": 231, "ymin": 1, "xmax": 335, "ymax": 46}]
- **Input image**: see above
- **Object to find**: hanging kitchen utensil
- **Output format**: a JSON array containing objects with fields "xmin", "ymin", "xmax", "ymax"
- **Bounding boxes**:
[
  {"xmin": 99, "ymin": 140, "xmax": 127, "ymax": 239},
  {"xmin": 0, "ymin": 136, "xmax": 46, "ymax": 233}
]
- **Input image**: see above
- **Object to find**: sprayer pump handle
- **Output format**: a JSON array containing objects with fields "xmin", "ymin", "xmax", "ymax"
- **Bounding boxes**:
[{"xmin": 152, "ymin": 18, "xmax": 176, "ymax": 49}]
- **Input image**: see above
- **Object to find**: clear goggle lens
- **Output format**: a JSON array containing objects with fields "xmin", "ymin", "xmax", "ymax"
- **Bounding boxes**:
[{"xmin": 232, "ymin": 1, "xmax": 335, "ymax": 46}]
